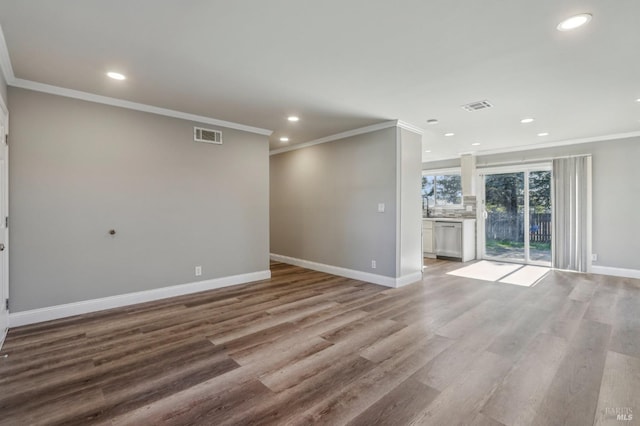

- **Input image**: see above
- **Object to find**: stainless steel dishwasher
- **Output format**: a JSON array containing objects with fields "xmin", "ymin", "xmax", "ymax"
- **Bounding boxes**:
[{"xmin": 435, "ymin": 221, "xmax": 463, "ymax": 260}]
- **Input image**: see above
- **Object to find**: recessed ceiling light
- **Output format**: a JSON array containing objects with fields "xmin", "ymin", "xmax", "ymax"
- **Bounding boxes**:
[
  {"xmin": 471, "ymin": 142, "xmax": 481, "ymax": 146},
  {"xmin": 279, "ymin": 137, "xmax": 289, "ymax": 142},
  {"xmin": 636, "ymin": 98, "xmax": 640, "ymax": 103},
  {"xmin": 287, "ymin": 116, "xmax": 299, "ymax": 122},
  {"xmin": 520, "ymin": 118, "xmax": 535, "ymax": 124},
  {"xmin": 424, "ymin": 150, "xmax": 432, "ymax": 153},
  {"xmin": 106, "ymin": 71, "xmax": 126, "ymax": 80},
  {"xmin": 426, "ymin": 119, "xmax": 439, "ymax": 125},
  {"xmin": 444, "ymin": 132, "xmax": 455, "ymax": 137},
  {"xmin": 557, "ymin": 13, "xmax": 592, "ymax": 31},
  {"xmin": 537, "ymin": 132, "xmax": 550, "ymax": 137}
]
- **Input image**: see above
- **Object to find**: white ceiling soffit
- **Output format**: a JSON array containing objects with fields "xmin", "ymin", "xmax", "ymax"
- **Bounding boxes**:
[{"xmin": 1, "ymin": 2, "xmax": 640, "ymax": 160}]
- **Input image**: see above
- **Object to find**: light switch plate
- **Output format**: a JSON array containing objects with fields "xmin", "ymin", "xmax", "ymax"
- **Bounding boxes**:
[{"xmin": 377, "ymin": 203, "xmax": 385, "ymax": 213}]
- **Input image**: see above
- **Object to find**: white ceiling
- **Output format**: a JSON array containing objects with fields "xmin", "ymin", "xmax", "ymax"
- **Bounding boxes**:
[{"xmin": 1, "ymin": 1, "xmax": 639, "ymax": 161}]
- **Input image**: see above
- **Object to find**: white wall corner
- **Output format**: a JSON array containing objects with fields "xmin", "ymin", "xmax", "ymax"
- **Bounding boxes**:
[
  {"xmin": 8, "ymin": 270, "xmax": 271, "ymax": 328},
  {"xmin": 0, "ymin": 24, "xmax": 16, "ymax": 84},
  {"xmin": 586, "ymin": 156, "xmax": 593, "ymax": 274},
  {"xmin": 395, "ymin": 127, "xmax": 402, "ymax": 277},
  {"xmin": 396, "ymin": 127, "xmax": 424, "ymax": 279},
  {"xmin": 394, "ymin": 271, "xmax": 423, "ymax": 288}
]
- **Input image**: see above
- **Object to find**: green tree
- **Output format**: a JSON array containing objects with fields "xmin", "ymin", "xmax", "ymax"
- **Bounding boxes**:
[
  {"xmin": 422, "ymin": 175, "xmax": 434, "ymax": 209},
  {"xmin": 485, "ymin": 173, "xmax": 523, "ymax": 215},
  {"xmin": 436, "ymin": 175, "xmax": 462, "ymax": 204},
  {"xmin": 422, "ymin": 174, "xmax": 463, "ymax": 209},
  {"xmin": 529, "ymin": 170, "xmax": 551, "ymax": 213}
]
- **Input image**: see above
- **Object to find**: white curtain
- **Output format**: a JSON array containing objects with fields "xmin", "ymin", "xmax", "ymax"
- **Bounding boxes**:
[{"xmin": 552, "ymin": 156, "xmax": 592, "ymax": 272}]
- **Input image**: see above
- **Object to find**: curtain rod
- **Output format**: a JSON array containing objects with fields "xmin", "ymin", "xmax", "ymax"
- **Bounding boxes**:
[{"xmin": 476, "ymin": 153, "xmax": 592, "ymax": 168}]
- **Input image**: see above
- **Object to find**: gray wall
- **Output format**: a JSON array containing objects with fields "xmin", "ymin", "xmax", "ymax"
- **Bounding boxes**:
[
  {"xmin": 270, "ymin": 128, "xmax": 398, "ymax": 278},
  {"xmin": 8, "ymin": 87, "xmax": 270, "ymax": 312},
  {"xmin": 398, "ymin": 129, "xmax": 423, "ymax": 277},
  {"xmin": 424, "ymin": 137, "xmax": 640, "ymax": 271}
]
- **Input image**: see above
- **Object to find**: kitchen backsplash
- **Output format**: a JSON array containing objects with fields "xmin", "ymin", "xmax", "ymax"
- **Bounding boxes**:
[{"xmin": 425, "ymin": 195, "xmax": 477, "ymax": 218}]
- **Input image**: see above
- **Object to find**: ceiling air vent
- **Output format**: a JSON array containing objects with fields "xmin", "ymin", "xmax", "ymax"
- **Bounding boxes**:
[
  {"xmin": 461, "ymin": 100, "xmax": 493, "ymax": 112},
  {"xmin": 194, "ymin": 127, "xmax": 222, "ymax": 144}
]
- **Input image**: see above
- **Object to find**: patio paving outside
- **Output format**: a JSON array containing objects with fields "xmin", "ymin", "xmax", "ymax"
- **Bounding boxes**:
[{"xmin": 485, "ymin": 239, "xmax": 551, "ymax": 263}]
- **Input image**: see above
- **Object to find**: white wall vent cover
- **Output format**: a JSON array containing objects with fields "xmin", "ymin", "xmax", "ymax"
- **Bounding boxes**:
[
  {"xmin": 194, "ymin": 127, "xmax": 222, "ymax": 144},
  {"xmin": 461, "ymin": 100, "xmax": 493, "ymax": 112}
]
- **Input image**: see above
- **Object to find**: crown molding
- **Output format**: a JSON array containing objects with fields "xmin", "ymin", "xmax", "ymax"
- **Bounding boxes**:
[
  {"xmin": 270, "ymin": 120, "xmax": 404, "ymax": 156},
  {"xmin": 5, "ymin": 22, "xmax": 635, "ymax": 156},
  {"xmin": 423, "ymin": 130, "xmax": 640, "ymax": 164},
  {"xmin": 397, "ymin": 120, "xmax": 424, "ymax": 135},
  {"xmin": 11, "ymin": 79, "xmax": 273, "ymax": 136},
  {"xmin": 474, "ymin": 130, "xmax": 640, "ymax": 158}
]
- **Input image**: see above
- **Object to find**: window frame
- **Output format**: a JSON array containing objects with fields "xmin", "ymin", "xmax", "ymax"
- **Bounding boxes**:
[{"xmin": 422, "ymin": 167, "xmax": 464, "ymax": 209}]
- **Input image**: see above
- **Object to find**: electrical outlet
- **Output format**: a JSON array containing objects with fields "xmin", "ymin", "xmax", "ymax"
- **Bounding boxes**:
[
  {"xmin": 195, "ymin": 266, "xmax": 202, "ymax": 276},
  {"xmin": 371, "ymin": 260, "xmax": 377, "ymax": 269},
  {"xmin": 591, "ymin": 254, "xmax": 598, "ymax": 262}
]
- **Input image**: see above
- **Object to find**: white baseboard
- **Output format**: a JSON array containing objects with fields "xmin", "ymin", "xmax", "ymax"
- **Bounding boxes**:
[
  {"xmin": 270, "ymin": 253, "xmax": 422, "ymax": 288},
  {"xmin": 9, "ymin": 270, "xmax": 271, "ymax": 328},
  {"xmin": 0, "ymin": 328, "xmax": 6, "ymax": 351},
  {"xmin": 395, "ymin": 271, "xmax": 424, "ymax": 288},
  {"xmin": 591, "ymin": 265, "xmax": 640, "ymax": 280}
]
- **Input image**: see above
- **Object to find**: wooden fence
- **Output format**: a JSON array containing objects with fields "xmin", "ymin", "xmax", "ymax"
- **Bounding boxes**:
[{"xmin": 486, "ymin": 212, "xmax": 551, "ymax": 243}]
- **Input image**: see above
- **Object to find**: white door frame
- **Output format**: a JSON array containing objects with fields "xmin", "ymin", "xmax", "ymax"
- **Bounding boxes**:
[
  {"xmin": 476, "ymin": 163, "xmax": 552, "ymax": 266},
  {"xmin": 0, "ymin": 94, "xmax": 8, "ymax": 348}
]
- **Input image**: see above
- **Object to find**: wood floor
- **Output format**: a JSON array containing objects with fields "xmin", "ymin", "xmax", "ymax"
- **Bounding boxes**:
[{"xmin": 1, "ymin": 259, "xmax": 639, "ymax": 425}]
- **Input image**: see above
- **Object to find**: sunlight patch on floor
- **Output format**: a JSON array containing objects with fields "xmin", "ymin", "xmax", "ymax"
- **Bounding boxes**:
[{"xmin": 447, "ymin": 260, "xmax": 550, "ymax": 287}]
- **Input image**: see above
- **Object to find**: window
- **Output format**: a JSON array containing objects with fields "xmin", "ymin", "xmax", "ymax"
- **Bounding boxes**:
[{"xmin": 422, "ymin": 173, "xmax": 462, "ymax": 209}]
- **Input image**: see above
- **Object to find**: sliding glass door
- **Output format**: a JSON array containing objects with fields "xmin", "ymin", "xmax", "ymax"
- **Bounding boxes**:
[
  {"xmin": 528, "ymin": 170, "xmax": 552, "ymax": 263},
  {"xmin": 483, "ymin": 172, "xmax": 525, "ymax": 262},
  {"xmin": 480, "ymin": 165, "xmax": 551, "ymax": 266}
]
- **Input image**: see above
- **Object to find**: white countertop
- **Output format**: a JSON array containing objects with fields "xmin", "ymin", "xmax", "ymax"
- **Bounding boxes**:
[{"xmin": 423, "ymin": 217, "xmax": 476, "ymax": 222}]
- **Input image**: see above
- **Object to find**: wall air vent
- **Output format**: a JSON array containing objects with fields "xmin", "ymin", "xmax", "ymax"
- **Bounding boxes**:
[
  {"xmin": 461, "ymin": 100, "xmax": 493, "ymax": 112},
  {"xmin": 194, "ymin": 127, "xmax": 222, "ymax": 144}
]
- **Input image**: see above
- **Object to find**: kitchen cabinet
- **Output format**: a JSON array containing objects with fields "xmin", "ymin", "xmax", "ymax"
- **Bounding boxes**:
[{"xmin": 422, "ymin": 219, "xmax": 435, "ymax": 257}]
